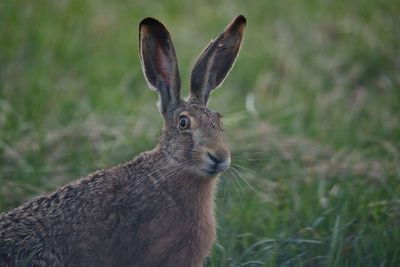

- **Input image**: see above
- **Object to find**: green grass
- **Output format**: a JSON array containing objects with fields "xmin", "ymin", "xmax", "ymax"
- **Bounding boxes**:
[{"xmin": 1, "ymin": 0, "xmax": 399, "ymax": 266}]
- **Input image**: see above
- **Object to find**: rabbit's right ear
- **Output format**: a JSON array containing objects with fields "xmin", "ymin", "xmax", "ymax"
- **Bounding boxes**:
[
  {"xmin": 190, "ymin": 15, "xmax": 246, "ymax": 106},
  {"xmin": 139, "ymin": 18, "xmax": 181, "ymax": 114}
]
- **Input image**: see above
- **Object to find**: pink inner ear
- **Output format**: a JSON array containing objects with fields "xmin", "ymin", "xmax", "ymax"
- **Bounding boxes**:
[{"xmin": 156, "ymin": 43, "xmax": 171, "ymax": 88}]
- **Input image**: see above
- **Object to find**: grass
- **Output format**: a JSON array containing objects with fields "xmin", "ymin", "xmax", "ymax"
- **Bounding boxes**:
[{"xmin": 1, "ymin": 0, "xmax": 399, "ymax": 266}]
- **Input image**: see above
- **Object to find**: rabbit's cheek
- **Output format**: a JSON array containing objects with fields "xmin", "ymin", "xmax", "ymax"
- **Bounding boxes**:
[{"xmin": 191, "ymin": 129, "xmax": 206, "ymax": 148}]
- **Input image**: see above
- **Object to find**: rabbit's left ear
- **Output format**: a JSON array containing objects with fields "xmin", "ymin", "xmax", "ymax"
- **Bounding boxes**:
[
  {"xmin": 139, "ymin": 18, "xmax": 181, "ymax": 113},
  {"xmin": 190, "ymin": 15, "xmax": 246, "ymax": 106}
]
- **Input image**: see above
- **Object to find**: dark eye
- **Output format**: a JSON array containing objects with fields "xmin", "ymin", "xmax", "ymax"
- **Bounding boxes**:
[{"xmin": 178, "ymin": 116, "xmax": 190, "ymax": 130}]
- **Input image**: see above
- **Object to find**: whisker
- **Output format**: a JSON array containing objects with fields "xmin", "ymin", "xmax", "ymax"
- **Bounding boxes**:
[
  {"xmin": 230, "ymin": 166, "xmax": 257, "ymax": 193},
  {"xmin": 232, "ymin": 163, "xmax": 258, "ymax": 178}
]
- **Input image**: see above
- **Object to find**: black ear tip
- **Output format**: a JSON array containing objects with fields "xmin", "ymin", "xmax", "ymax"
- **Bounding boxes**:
[
  {"xmin": 226, "ymin": 15, "xmax": 246, "ymax": 34},
  {"xmin": 235, "ymin": 14, "xmax": 247, "ymax": 25},
  {"xmin": 139, "ymin": 17, "xmax": 165, "ymax": 29}
]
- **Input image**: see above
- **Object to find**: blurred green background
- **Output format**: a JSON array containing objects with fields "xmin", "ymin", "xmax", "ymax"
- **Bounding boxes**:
[{"xmin": 1, "ymin": 0, "xmax": 399, "ymax": 266}]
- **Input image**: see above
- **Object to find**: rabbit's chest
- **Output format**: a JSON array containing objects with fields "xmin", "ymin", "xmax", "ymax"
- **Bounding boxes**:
[{"xmin": 139, "ymin": 195, "xmax": 217, "ymax": 266}]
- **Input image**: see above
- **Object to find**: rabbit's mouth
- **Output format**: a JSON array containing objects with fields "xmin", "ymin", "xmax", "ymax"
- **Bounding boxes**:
[{"xmin": 203, "ymin": 152, "xmax": 231, "ymax": 176}]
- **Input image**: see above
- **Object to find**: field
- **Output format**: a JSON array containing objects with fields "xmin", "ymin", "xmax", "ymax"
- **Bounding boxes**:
[{"xmin": 1, "ymin": 0, "xmax": 399, "ymax": 266}]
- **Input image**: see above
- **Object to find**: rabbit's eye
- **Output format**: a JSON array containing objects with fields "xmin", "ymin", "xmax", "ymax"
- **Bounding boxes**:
[{"xmin": 178, "ymin": 116, "xmax": 191, "ymax": 130}]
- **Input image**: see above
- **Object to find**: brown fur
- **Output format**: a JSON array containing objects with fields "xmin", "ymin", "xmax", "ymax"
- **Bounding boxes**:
[{"xmin": 0, "ymin": 15, "xmax": 246, "ymax": 266}]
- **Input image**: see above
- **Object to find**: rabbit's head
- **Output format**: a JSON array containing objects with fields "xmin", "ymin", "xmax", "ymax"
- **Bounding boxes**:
[{"xmin": 139, "ymin": 15, "xmax": 246, "ymax": 178}]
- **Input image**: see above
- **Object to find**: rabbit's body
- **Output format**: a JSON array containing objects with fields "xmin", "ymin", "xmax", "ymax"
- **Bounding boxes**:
[
  {"xmin": 1, "ymin": 146, "xmax": 216, "ymax": 266},
  {"xmin": 0, "ymin": 15, "xmax": 246, "ymax": 266}
]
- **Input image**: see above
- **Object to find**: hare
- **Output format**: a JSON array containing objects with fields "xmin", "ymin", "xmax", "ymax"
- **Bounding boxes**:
[{"xmin": 0, "ymin": 15, "xmax": 246, "ymax": 266}]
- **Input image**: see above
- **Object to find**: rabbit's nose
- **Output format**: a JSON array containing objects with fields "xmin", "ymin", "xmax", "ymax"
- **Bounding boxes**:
[
  {"xmin": 207, "ymin": 152, "xmax": 222, "ymax": 165},
  {"xmin": 206, "ymin": 152, "xmax": 231, "ymax": 173}
]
